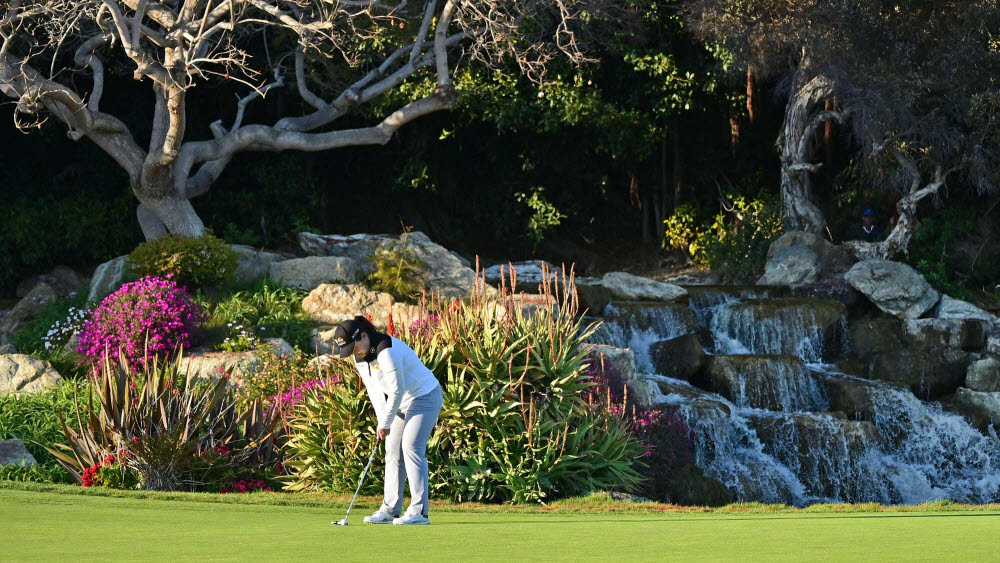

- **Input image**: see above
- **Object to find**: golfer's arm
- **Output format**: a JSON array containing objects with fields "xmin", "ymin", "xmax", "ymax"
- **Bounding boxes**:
[
  {"xmin": 379, "ymin": 353, "xmax": 404, "ymax": 430},
  {"xmin": 366, "ymin": 385, "xmax": 388, "ymax": 428}
]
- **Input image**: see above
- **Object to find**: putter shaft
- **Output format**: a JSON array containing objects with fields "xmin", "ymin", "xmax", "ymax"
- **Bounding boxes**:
[{"xmin": 341, "ymin": 443, "xmax": 378, "ymax": 523}]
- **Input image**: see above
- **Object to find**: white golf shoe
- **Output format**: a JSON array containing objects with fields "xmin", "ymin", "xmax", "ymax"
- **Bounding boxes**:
[
  {"xmin": 363, "ymin": 506, "xmax": 396, "ymax": 524},
  {"xmin": 392, "ymin": 509, "xmax": 430, "ymax": 525}
]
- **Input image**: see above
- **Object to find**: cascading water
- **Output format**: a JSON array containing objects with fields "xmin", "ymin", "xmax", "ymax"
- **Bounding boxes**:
[
  {"xmin": 592, "ymin": 290, "xmax": 1000, "ymax": 505},
  {"xmin": 593, "ymin": 303, "xmax": 698, "ymax": 373},
  {"xmin": 708, "ymin": 299, "xmax": 846, "ymax": 362}
]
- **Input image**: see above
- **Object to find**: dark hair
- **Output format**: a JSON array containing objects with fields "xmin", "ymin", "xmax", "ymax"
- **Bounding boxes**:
[{"xmin": 353, "ymin": 315, "xmax": 378, "ymax": 337}]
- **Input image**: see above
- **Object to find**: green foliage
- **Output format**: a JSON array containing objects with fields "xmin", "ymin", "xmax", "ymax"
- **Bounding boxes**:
[
  {"xmin": 200, "ymin": 278, "xmax": 315, "ymax": 352},
  {"xmin": 663, "ymin": 203, "xmax": 713, "ymax": 262},
  {"xmin": 232, "ymin": 342, "xmax": 321, "ymax": 410},
  {"xmin": 703, "ymin": 193, "xmax": 785, "ymax": 283},
  {"xmin": 0, "ymin": 379, "xmax": 86, "ymax": 468},
  {"xmin": 515, "ymin": 188, "xmax": 567, "ymax": 251},
  {"xmin": 0, "ymin": 189, "xmax": 139, "ymax": 297},
  {"xmin": 363, "ymin": 231, "xmax": 427, "ymax": 303},
  {"xmin": 0, "ymin": 461, "xmax": 75, "ymax": 484},
  {"xmin": 906, "ymin": 205, "xmax": 988, "ymax": 299},
  {"xmin": 126, "ymin": 234, "xmax": 237, "ymax": 291},
  {"xmin": 12, "ymin": 290, "xmax": 91, "ymax": 378},
  {"xmin": 44, "ymin": 348, "xmax": 276, "ymax": 491},
  {"xmin": 283, "ymin": 275, "xmax": 644, "ymax": 503},
  {"xmin": 664, "ymin": 184, "xmax": 785, "ymax": 282}
]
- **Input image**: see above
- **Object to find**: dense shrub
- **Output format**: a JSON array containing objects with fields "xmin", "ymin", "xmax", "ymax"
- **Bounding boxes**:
[
  {"xmin": 0, "ymin": 380, "xmax": 84, "ymax": 478},
  {"xmin": 664, "ymin": 191, "xmax": 784, "ymax": 283},
  {"xmin": 45, "ymin": 348, "xmax": 279, "ymax": 491},
  {"xmin": 231, "ymin": 341, "xmax": 336, "ymax": 412},
  {"xmin": 283, "ymin": 270, "xmax": 644, "ymax": 503},
  {"xmin": 703, "ymin": 194, "xmax": 785, "ymax": 283},
  {"xmin": 363, "ymin": 231, "xmax": 427, "ymax": 303},
  {"xmin": 0, "ymin": 461, "xmax": 76, "ymax": 484},
  {"xmin": 201, "ymin": 279, "xmax": 314, "ymax": 352},
  {"xmin": 0, "ymin": 189, "xmax": 139, "ymax": 297},
  {"xmin": 75, "ymin": 276, "xmax": 205, "ymax": 371},
  {"xmin": 126, "ymin": 234, "xmax": 237, "ymax": 290}
]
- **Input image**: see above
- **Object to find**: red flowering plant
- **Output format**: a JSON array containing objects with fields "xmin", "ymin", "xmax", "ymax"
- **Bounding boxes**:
[
  {"xmin": 44, "ymin": 347, "xmax": 278, "ymax": 491},
  {"xmin": 584, "ymin": 350, "xmax": 706, "ymax": 503},
  {"xmin": 76, "ymin": 276, "xmax": 205, "ymax": 371}
]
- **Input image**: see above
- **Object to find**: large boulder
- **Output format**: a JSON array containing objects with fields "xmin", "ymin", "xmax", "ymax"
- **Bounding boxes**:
[
  {"xmin": 87, "ymin": 256, "xmax": 128, "ymax": 304},
  {"xmin": 230, "ymin": 245, "xmax": 289, "ymax": 285},
  {"xmin": 789, "ymin": 280, "xmax": 861, "ymax": 310},
  {"xmin": 299, "ymin": 232, "xmax": 479, "ymax": 299},
  {"xmin": 757, "ymin": 244, "xmax": 821, "ymax": 287},
  {"xmin": 940, "ymin": 388, "xmax": 1000, "ymax": 435},
  {"xmin": 574, "ymin": 277, "xmax": 611, "ymax": 316},
  {"xmin": 844, "ymin": 260, "xmax": 940, "ymax": 319},
  {"xmin": 648, "ymin": 335, "xmax": 706, "ymax": 382},
  {"xmin": 483, "ymin": 260, "xmax": 557, "ymax": 292},
  {"xmin": 848, "ymin": 319, "xmax": 906, "ymax": 357},
  {"xmin": 697, "ymin": 355, "xmax": 824, "ymax": 412},
  {"xmin": 17, "ymin": 266, "xmax": 88, "ymax": 298},
  {"xmin": 381, "ymin": 232, "xmax": 479, "ymax": 299},
  {"xmin": 301, "ymin": 284, "xmax": 422, "ymax": 329},
  {"xmin": 902, "ymin": 318, "xmax": 986, "ymax": 352},
  {"xmin": 601, "ymin": 272, "xmax": 688, "ymax": 302},
  {"xmin": 298, "ymin": 232, "xmax": 388, "ymax": 262},
  {"xmin": 0, "ymin": 283, "xmax": 59, "ymax": 345},
  {"xmin": 269, "ymin": 256, "xmax": 365, "ymax": 291},
  {"xmin": 966, "ymin": 358, "xmax": 1000, "ymax": 392},
  {"xmin": 757, "ymin": 231, "xmax": 855, "ymax": 287},
  {"xmin": 0, "ymin": 354, "xmax": 64, "ymax": 394},
  {"xmin": 819, "ymin": 372, "xmax": 884, "ymax": 422},
  {"xmin": 0, "ymin": 439, "xmax": 37, "ymax": 468},
  {"xmin": 935, "ymin": 295, "xmax": 999, "ymax": 327},
  {"xmin": 844, "ymin": 348, "xmax": 970, "ymax": 400},
  {"xmin": 586, "ymin": 344, "xmax": 637, "ymax": 383},
  {"xmin": 179, "ymin": 350, "xmax": 260, "ymax": 381}
]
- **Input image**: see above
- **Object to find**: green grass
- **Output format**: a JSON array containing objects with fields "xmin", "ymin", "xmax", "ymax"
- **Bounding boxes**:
[{"xmin": 2, "ymin": 483, "xmax": 999, "ymax": 561}]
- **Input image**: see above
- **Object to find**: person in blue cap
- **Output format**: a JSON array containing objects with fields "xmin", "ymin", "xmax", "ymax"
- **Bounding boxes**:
[{"xmin": 850, "ymin": 208, "xmax": 883, "ymax": 242}]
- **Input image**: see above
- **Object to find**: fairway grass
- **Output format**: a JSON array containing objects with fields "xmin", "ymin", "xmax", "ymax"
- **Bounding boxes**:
[{"xmin": 2, "ymin": 485, "xmax": 999, "ymax": 561}]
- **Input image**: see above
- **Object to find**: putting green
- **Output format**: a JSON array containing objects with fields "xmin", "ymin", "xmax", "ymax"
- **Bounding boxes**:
[{"xmin": 2, "ymin": 489, "xmax": 998, "ymax": 561}]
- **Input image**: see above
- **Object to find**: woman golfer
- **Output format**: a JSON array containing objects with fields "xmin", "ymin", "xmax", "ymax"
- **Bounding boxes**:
[{"xmin": 333, "ymin": 316, "xmax": 443, "ymax": 525}]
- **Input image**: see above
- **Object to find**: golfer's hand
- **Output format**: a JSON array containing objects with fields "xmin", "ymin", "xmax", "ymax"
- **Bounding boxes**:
[{"xmin": 376, "ymin": 428, "xmax": 391, "ymax": 441}]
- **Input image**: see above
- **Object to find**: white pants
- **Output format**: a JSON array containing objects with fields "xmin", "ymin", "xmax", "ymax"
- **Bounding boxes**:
[{"xmin": 382, "ymin": 385, "xmax": 443, "ymax": 517}]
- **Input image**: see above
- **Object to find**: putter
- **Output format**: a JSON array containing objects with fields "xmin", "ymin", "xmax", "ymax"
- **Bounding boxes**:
[{"xmin": 333, "ymin": 442, "xmax": 379, "ymax": 526}]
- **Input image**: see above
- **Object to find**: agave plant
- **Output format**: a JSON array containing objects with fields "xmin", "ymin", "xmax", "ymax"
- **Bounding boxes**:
[
  {"xmin": 281, "ymin": 360, "xmax": 379, "ymax": 493},
  {"xmin": 282, "ymin": 264, "xmax": 644, "ymax": 503},
  {"xmin": 43, "ymin": 345, "xmax": 276, "ymax": 491}
]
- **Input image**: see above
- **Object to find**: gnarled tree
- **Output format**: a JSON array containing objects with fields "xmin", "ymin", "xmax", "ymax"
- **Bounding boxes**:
[
  {"xmin": 682, "ymin": 0, "xmax": 1000, "ymax": 252},
  {"xmin": 0, "ymin": 0, "xmax": 621, "ymax": 238}
]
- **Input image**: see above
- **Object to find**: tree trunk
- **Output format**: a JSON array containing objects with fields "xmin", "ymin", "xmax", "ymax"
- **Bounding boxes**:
[
  {"xmin": 842, "ymin": 166, "xmax": 948, "ymax": 260},
  {"xmin": 135, "ymin": 195, "xmax": 206, "ymax": 239},
  {"xmin": 778, "ymin": 72, "xmax": 835, "ymax": 235}
]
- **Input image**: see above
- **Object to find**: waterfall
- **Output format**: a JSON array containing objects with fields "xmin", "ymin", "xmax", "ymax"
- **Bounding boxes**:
[
  {"xmin": 592, "ymin": 304, "xmax": 697, "ymax": 373},
  {"xmin": 591, "ymin": 295, "xmax": 1000, "ymax": 505},
  {"xmin": 870, "ymin": 385, "xmax": 1000, "ymax": 504},
  {"xmin": 709, "ymin": 299, "xmax": 846, "ymax": 363},
  {"xmin": 708, "ymin": 356, "xmax": 829, "ymax": 412}
]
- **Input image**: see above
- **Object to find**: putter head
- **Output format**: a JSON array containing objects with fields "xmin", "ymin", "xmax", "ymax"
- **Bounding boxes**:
[{"xmin": 333, "ymin": 518, "xmax": 349, "ymax": 526}]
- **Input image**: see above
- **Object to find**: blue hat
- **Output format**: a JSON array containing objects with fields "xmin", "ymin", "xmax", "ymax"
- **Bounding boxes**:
[{"xmin": 863, "ymin": 208, "xmax": 875, "ymax": 216}]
